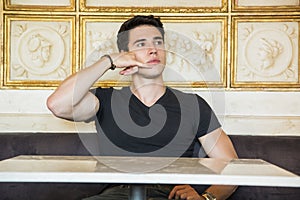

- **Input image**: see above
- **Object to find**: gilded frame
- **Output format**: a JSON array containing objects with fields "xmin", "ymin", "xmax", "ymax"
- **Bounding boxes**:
[
  {"xmin": 231, "ymin": 0, "xmax": 300, "ymax": 12},
  {"xmin": 4, "ymin": 0, "xmax": 76, "ymax": 11},
  {"xmin": 231, "ymin": 16, "xmax": 300, "ymax": 88},
  {"xmin": 80, "ymin": 16, "xmax": 227, "ymax": 88},
  {"xmin": 3, "ymin": 15, "xmax": 76, "ymax": 89},
  {"xmin": 80, "ymin": 0, "xmax": 228, "ymax": 13}
]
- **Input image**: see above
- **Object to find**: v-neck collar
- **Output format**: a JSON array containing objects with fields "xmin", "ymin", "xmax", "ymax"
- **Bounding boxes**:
[{"xmin": 125, "ymin": 86, "xmax": 169, "ymax": 108}]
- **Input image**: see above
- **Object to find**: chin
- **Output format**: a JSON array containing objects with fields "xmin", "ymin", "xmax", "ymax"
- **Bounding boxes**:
[{"xmin": 143, "ymin": 71, "xmax": 164, "ymax": 80}]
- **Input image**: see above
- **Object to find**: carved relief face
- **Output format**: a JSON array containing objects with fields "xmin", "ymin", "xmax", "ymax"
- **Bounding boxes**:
[
  {"xmin": 257, "ymin": 38, "xmax": 283, "ymax": 70},
  {"xmin": 27, "ymin": 34, "xmax": 52, "ymax": 68},
  {"xmin": 41, "ymin": 46, "xmax": 51, "ymax": 61}
]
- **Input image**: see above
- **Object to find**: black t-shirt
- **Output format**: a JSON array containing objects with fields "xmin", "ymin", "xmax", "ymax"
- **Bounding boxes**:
[{"xmin": 93, "ymin": 87, "xmax": 221, "ymax": 158}]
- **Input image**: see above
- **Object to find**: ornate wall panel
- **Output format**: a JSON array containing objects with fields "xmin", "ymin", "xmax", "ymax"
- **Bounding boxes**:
[
  {"xmin": 4, "ymin": 0, "xmax": 75, "ymax": 11},
  {"xmin": 0, "ymin": 0, "xmax": 299, "ymax": 90},
  {"xmin": 80, "ymin": 16, "xmax": 127, "ymax": 87},
  {"xmin": 80, "ymin": 0, "xmax": 227, "ymax": 13},
  {"xmin": 163, "ymin": 17, "xmax": 226, "ymax": 88},
  {"xmin": 231, "ymin": 16, "xmax": 300, "ymax": 88},
  {"xmin": 4, "ymin": 15, "xmax": 75, "ymax": 88},
  {"xmin": 232, "ymin": 0, "xmax": 300, "ymax": 12},
  {"xmin": 81, "ymin": 16, "xmax": 227, "ymax": 88}
]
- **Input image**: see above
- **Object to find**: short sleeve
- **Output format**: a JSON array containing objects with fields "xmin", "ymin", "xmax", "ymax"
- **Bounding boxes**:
[
  {"xmin": 92, "ymin": 87, "xmax": 113, "ymax": 118},
  {"xmin": 196, "ymin": 95, "xmax": 221, "ymax": 138}
]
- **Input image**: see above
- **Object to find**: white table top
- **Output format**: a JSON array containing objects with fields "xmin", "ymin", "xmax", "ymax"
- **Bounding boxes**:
[{"xmin": 0, "ymin": 155, "xmax": 299, "ymax": 187}]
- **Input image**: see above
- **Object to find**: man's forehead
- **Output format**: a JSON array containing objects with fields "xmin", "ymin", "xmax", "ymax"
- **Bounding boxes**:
[{"xmin": 129, "ymin": 25, "xmax": 163, "ymax": 39}]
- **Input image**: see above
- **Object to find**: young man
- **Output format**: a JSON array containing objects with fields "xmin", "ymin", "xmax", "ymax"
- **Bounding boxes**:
[{"xmin": 47, "ymin": 15, "xmax": 238, "ymax": 200}]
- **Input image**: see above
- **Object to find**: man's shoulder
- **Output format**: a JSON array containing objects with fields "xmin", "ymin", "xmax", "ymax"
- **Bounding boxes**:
[
  {"xmin": 167, "ymin": 87, "xmax": 200, "ymax": 99},
  {"xmin": 167, "ymin": 87, "xmax": 209, "ymax": 105}
]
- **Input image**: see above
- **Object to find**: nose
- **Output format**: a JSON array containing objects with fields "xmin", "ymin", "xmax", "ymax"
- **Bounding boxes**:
[{"xmin": 148, "ymin": 44, "xmax": 158, "ymax": 55}]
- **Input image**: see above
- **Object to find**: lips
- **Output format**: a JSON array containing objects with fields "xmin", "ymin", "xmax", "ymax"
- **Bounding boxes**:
[{"xmin": 147, "ymin": 59, "xmax": 160, "ymax": 64}]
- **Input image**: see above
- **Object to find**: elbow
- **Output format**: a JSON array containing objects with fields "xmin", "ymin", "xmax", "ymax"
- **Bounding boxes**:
[
  {"xmin": 46, "ymin": 95, "xmax": 60, "ymax": 116},
  {"xmin": 46, "ymin": 95, "xmax": 70, "ymax": 119}
]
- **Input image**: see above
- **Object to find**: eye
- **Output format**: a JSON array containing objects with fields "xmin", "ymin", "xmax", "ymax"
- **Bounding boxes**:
[
  {"xmin": 154, "ymin": 40, "xmax": 164, "ymax": 46},
  {"xmin": 136, "ymin": 42, "xmax": 145, "ymax": 48}
]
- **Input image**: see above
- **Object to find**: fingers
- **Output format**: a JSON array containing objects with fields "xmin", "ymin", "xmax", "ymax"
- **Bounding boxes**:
[
  {"xmin": 169, "ymin": 185, "xmax": 188, "ymax": 199},
  {"xmin": 108, "ymin": 52, "xmax": 150, "ymax": 75},
  {"xmin": 111, "ymin": 52, "xmax": 146, "ymax": 69},
  {"xmin": 168, "ymin": 185, "xmax": 202, "ymax": 200},
  {"xmin": 119, "ymin": 66, "xmax": 138, "ymax": 76}
]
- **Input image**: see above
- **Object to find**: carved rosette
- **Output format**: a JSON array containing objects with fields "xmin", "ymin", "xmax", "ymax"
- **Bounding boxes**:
[
  {"xmin": 10, "ymin": 21, "xmax": 71, "ymax": 81},
  {"xmin": 236, "ymin": 22, "xmax": 298, "ymax": 82}
]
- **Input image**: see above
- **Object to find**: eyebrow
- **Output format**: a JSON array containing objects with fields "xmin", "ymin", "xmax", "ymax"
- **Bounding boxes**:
[
  {"xmin": 133, "ymin": 39, "xmax": 146, "ymax": 45},
  {"xmin": 153, "ymin": 36, "xmax": 163, "ymax": 41}
]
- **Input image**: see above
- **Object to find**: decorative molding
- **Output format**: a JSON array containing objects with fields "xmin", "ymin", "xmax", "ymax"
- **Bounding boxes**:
[
  {"xmin": 0, "ymin": 0, "xmax": 299, "ymax": 92},
  {"xmin": 80, "ymin": 0, "xmax": 227, "ymax": 13},
  {"xmin": 4, "ymin": 0, "xmax": 75, "ymax": 11},
  {"xmin": 0, "ymin": 113, "xmax": 299, "ymax": 136},
  {"xmin": 231, "ymin": 16, "xmax": 300, "ymax": 88},
  {"xmin": 81, "ymin": 16, "xmax": 227, "ymax": 88},
  {"xmin": 223, "ymin": 115, "xmax": 300, "ymax": 136},
  {"xmin": 3, "ymin": 15, "xmax": 76, "ymax": 89},
  {"xmin": 232, "ymin": 0, "xmax": 300, "ymax": 12},
  {"xmin": 0, "ymin": 114, "xmax": 95, "ymax": 133}
]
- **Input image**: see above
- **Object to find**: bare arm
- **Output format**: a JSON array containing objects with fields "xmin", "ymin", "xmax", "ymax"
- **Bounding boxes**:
[
  {"xmin": 47, "ymin": 52, "xmax": 145, "ymax": 122},
  {"xmin": 168, "ymin": 128, "xmax": 238, "ymax": 200},
  {"xmin": 199, "ymin": 128, "xmax": 238, "ymax": 200},
  {"xmin": 199, "ymin": 128, "xmax": 238, "ymax": 160}
]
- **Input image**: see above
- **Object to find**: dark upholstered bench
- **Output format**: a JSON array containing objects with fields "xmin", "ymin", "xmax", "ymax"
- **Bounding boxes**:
[{"xmin": 0, "ymin": 133, "xmax": 299, "ymax": 200}]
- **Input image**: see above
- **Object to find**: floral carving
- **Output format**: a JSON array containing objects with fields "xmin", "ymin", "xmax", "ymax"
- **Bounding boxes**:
[
  {"xmin": 85, "ymin": 30, "xmax": 117, "ymax": 67},
  {"xmin": 165, "ymin": 31, "xmax": 218, "ymax": 73}
]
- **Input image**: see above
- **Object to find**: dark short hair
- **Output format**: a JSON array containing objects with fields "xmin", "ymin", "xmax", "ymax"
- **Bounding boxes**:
[{"xmin": 117, "ymin": 15, "xmax": 164, "ymax": 52}]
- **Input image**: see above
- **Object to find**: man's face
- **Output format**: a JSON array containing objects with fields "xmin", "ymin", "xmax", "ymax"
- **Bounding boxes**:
[{"xmin": 127, "ymin": 25, "xmax": 166, "ymax": 78}]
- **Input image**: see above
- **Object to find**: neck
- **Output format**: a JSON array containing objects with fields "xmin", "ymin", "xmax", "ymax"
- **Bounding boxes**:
[{"xmin": 130, "ymin": 78, "xmax": 166, "ymax": 107}]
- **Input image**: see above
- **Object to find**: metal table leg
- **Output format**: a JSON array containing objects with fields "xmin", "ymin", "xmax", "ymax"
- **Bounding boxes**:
[{"xmin": 129, "ymin": 184, "xmax": 146, "ymax": 200}]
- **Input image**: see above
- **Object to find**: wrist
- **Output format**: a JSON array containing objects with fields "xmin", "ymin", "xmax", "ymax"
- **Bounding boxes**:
[
  {"xmin": 201, "ymin": 191, "xmax": 217, "ymax": 200},
  {"xmin": 101, "ymin": 54, "xmax": 116, "ymax": 70}
]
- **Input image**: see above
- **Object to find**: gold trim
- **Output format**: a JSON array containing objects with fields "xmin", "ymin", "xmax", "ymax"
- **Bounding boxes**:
[
  {"xmin": 154, "ymin": 16, "xmax": 227, "ymax": 88},
  {"xmin": 4, "ymin": 0, "xmax": 76, "ymax": 12},
  {"xmin": 1, "ymin": 0, "xmax": 299, "ymax": 91},
  {"xmin": 80, "ymin": 0, "xmax": 228, "ymax": 13},
  {"xmin": 3, "ymin": 15, "xmax": 76, "ymax": 89},
  {"xmin": 0, "ymin": 2, "xmax": 3, "ymax": 89},
  {"xmin": 230, "ymin": 15, "xmax": 300, "ymax": 88},
  {"xmin": 231, "ymin": 0, "xmax": 300, "ymax": 12}
]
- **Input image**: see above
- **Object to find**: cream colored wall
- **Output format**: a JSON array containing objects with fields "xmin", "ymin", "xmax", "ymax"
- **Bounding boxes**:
[{"xmin": 0, "ymin": 0, "xmax": 299, "ymax": 135}]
